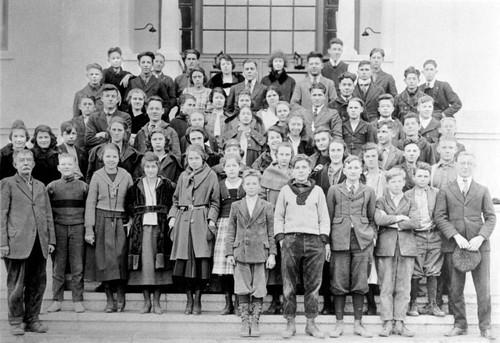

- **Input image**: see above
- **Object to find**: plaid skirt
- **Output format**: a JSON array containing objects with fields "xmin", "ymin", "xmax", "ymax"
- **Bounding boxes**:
[{"xmin": 212, "ymin": 217, "xmax": 234, "ymax": 275}]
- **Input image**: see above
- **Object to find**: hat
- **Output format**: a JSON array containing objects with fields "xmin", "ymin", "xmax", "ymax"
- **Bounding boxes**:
[{"xmin": 452, "ymin": 247, "xmax": 481, "ymax": 273}]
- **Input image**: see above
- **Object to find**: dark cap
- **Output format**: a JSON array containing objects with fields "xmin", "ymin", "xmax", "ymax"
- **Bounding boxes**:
[{"xmin": 452, "ymin": 247, "xmax": 481, "ymax": 273}]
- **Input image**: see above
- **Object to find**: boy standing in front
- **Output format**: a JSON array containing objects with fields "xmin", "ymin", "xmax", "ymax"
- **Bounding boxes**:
[{"xmin": 226, "ymin": 169, "xmax": 276, "ymax": 337}]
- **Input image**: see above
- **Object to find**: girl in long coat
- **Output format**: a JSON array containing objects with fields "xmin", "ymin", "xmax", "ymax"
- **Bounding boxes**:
[
  {"xmin": 126, "ymin": 152, "xmax": 176, "ymax": 314},
  {"xmin": 85, "ymin": 143, "xmax": 133, "ymax": 312},
  {"xmin": 168, "ymin": 144, "xmax": 220, "ymax": 315}
]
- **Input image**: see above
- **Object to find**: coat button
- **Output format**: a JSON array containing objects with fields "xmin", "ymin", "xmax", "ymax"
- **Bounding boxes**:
[{"xmin": 190, "ymin": 219, "xmax": 194, "ymax": 223}]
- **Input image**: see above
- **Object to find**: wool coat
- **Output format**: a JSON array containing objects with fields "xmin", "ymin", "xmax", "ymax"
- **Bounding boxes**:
[
  {"xmin": 434, "ymin": 179, "xmax": 496, "ymax": 253},
  {"xmin": 326, "ymin": 182, "xmax": 377, "ymax": 251},
  {"xmin": 321, "ymin": 60, "xmax": 349, "ymax": 92},
  {"xmin": 419, "ymin": 117, "xmax": 440, "ymax": 145},
  {"xmin": 353, "ymin": 83, "xmax": 385, "ymax": 122},
  {"xmin": 225, "ymin": 198, "xmax": 277, "ymax": 263},
  {"xmin": 31, "ymin": 147, "xmax": 60, "ymax": 186},
  {"xmin": 342, "ymin": 120, "xmax": 378, "ymax": 157},
  {"xmin": 158, "ymin": 153, "xmax": 183, "ymax": 187},
  {"xmin": 381, "ymin": 144, "xmax": 404, "ymax": 171},
  {"xmin": 221, "ymin": 126, "xmax": 266, "ymax": 167},
  {"xmin": 373, "ymin": 70, "xmax": 398, "ymax": 97},
  {"xmin": 133, "ymin": 120, "xmax": 181, "ymax": 157},
  {"xmin": 0, "ymin": 173, "xmax": 56, "ymax": 259},
  {"xmin": 419, "ymin": 80, "xmax": 462, "ymax": 118},
  {"xmin": 374, "ymin": 193, "xmax": 419, "ymax": 257},
  {"xmin": 86, "ymin": 142, "xmax": 142, "ymax": 183},
  {"xmin": 393, "ymin": 88, "xmax": 426, "ymax": 121},
  {"xmin": 296, "ymin": 106, "xmax": 343, "ymax": 140},
  {"xmin": 259, "ymin": 162, "xmax": 293, "ymax": 206},
  {"xmin": 73, "ymin": 83, "xmax": 104, "ymax": 117},
  {"xmin": 291, "ymin": 75, "xmax": 337, "ymax": 111},
  {"xmin": 155, "ymin": 73, "xmax": 178, "ymax": 117},
  {"xmin": 261, "ymin": 70, "xmax": 296, "ymax": 103},
  {"xmin": 405, "ymin": 186, "xmax": 439, "ymax": 223},
  {"xmin": 168, "ymin": 163, "xmax": 220, "ymax": 260},
  {"xmin": 125, "ymin": 76, "xmax": 171, "ymax": 116}
]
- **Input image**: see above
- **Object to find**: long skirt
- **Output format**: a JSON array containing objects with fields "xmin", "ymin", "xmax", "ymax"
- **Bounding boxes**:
[
  {"xmin": 212, "ymin": 217, "xmax": 234, "ymax": 275},
  {"xmin": 173, "ymin": 229, "xmax": 211, "ymax": 280},
  {"xmin": 128, "ymin": 225, "xmax": 173, "ymax": 286}
]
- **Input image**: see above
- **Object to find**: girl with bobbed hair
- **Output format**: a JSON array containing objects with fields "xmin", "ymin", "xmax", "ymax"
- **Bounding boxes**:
[
  {"xmin": 257, "ymin": 85, "xmax": 284, "ymax": 131},
  {"xmin": 183, "ymin": 66, "xmax": 212, "ymax": 111},
  {"xmin": 147, "ymin": 126, "xmax": 183, "ymax": 186},
  {"xmin": 0, "ymin": 119, "xmax": 30, "ymax": 180},
  {"xmin": 207, "ymin": 54, "xmax": 245, "ymax": 95},
  {"xmin": 261, "ymin": 50, "xmax": 296, "ymax": 102},
  {"xmin": 31, "ymin": 124, "xmax": 60, "ymax": 185}
]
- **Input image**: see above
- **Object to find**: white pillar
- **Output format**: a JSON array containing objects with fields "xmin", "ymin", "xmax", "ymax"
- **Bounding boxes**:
[
  {"xmin": 337, "ymin": 0, "xmax": 358, "ymax": 59},
  {"xmin": 118, "ymin": 0, "xmax": 135, "ymax": 59},
  {"xmin": 159, "ymin": 1, "xmax": 182, "ymax": 78}
]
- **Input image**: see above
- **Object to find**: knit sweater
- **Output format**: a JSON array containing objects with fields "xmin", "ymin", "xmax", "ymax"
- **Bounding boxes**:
[{"xmin": 47, "ymin": 178, "xmax": 88, "ymax": 225}]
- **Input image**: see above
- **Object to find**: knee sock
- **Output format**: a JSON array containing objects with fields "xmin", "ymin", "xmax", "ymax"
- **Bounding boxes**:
[
  {"xmin": 352, "ymin": 294, "xmax": 365, "ymax": 320},
  {"xmin": 427, "ymin": 276, "xmax": 437, "ymax": 303},
  {"xmin": 221, "ymin": 275, "xmax": 234, "ymax": 294},
  {"xmin": 251, "ymin": 296, "xmax": 263, "ymax": 305},
  {"xmin": 239, "ymin": 294, "xmax": 250, "ymax": 304},
  {"xmin": 410, "ymin": 278, "xmax": 420, "ymax": 302},
  {"xmin": 333, "ymin": 295, "xmax": 346, "ymax": 321}
]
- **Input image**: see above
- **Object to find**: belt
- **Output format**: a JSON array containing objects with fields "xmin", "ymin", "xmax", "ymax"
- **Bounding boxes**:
[
  {"xmin": 285, "ymin": 232, "xmax": 317, "ymax": 237},
  {"xmin": 179, "ymin": 204, "xmax": 209, "ymax": 211},
  {"xmin": 133, "ymin": 205, "xmax": 169, "ymax": 215},
  {"xmin": 416, "ymin": 228, "xmax": 435, "ymax": 233}
]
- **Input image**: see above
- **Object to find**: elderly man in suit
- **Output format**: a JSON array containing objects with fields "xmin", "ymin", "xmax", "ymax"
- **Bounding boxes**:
[
  {"xmin": 291, "ymin": 52, "xmax": 337, "ymax": 112},
  {"xmin": 226, "ymin": 59, "xmax": 267, "ymax": 113},
  {"xmin": 434, "ymin": 152, "xmax": 496, "ymax": 339},
  {"xmin": 419, "ymin": 60, "xmax": 462, "ymax": 120},
  {"xmin": 0, "ymin": 149, "xmax": 56, "ymax": 336}
]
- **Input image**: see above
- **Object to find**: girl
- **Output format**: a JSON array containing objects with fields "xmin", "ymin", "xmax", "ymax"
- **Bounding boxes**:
[
  {"xmin": 126, "ymin": 152, "xmax": 176, "ymax": 314},
  {"xmin": 285, "ymin": 112, "xmax": 314, "ymax": 156},
  {"xmin": 85, "ymin": 143, "xmax": 133, "ymax": 312},
  {"xmin": 261, "ymin": 50, "xmax": 296, "ymax": 102},
  {"xmin": 212, "ymin": 156, "xmax": 245, "ymax": 315},
  {"xmin": 183, "ymin": 126, "xmax": 220, "ymax": 167},
  {"xmin": 168, "ymin": 144, "xmax": 220, "ymax": 315},
  {"xmin": 251, "ymin": 125, "xmax": 284, "ymax": 173},
  {"xmin": 257, "ymin": 86, "xmax": 283, "ymax": 131},
  {"xmin": 181, "ymin": 111, "xmax": 220, "ymax": 160},
  {"xmin": 126, "ymin": 88, "xmax": 148, "ymax": 136},
  {"xmin": 204, "ymin": 87, "xmax": 231, "ymax": 146},
  {"xmin": 224, "ymin": 90, "xmax": 265, "ymax": 135},
  {"xmin": 207, "ymin": 54, "xmax": 245, "ymax": 95},
  {"xmin": 183, "ymin": 66, "xmax": 212, "ymax": 111},
  {"xmin": 308, "ymin": 128, "xmax": 333, "ymax": 186},
  {"xmin": 275, "ymin": 101, "xmax": 291, "ymax": 129},
  {"xmin": 148, "ymin": 127, "xmax": 183, "ymax": 187},
  {"xmin": 342, "ymin": 97, "xmax": 378, "ymax": 157},
  {"xmin": 31, "ymin": 125, "xmax": 60, "ymax": 185},
  {"xmin": 0, "ymin": 120, "xmax": 29, "ymax": 180}
]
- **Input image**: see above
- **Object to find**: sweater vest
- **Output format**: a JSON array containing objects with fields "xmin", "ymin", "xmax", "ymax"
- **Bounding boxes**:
[{"xmin": 49, "ymin": 179, "xmax": 87, "ymax": 225}]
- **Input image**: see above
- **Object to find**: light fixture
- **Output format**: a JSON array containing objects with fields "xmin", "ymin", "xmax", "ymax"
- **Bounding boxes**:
[
  {"xmin": 294, "ymin": 52, "xmax": 305, "ymax": 70},
  {"xmin": 361, "ymin": 27, "xmax": 381, "ymax": 36},
  {"xmin": 135, "ymin": 23, "xmax": 157, "ymax": 33}
]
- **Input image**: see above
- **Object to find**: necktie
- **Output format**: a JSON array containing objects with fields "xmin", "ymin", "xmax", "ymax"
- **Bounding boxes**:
[
  {"xmin": 313, "ymin": 107, "xmax": 318, "ymax": 116},
  {"xmin": 381, "ymin": 148, "xmax": 389, "ymax": 168},
  {"xmin": 462, "ymin": 179, "xmax": 469, "ymax": 197},
  {"xmin": 426, "ymin": 82, "xmax": 431, "ymax": 89},
  {"xmin": 349, "ymin": 184, "xmax": 355, "ymax": 197},
  {"xmin": 361, "ymin": 84, "xmax": 368, "ymax": 94},
  {"xmin": 246, "ymin": 81, "xmax": 252, "ymax": 93}
]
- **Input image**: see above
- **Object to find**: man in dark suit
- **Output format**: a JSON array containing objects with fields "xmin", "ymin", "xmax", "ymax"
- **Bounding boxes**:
[
  {"xmin": 0, "ymin": 149, "xmax": 56, "ymax": 335},
  {"xmin": 370, "ymin": 48, "xmax": 398, "ymax": 97},
  {"xmin": 71, "ymin": 95, "xmax": 95, "ymax": 150},
  {"xmin": 152, "ymin": 52, "xmax": 177, "ymax": 116},
  {"xmin": 84, "ymin": 84, "xmax": 132, "ymax": 149},
  {"xmin": 322, "ymin": 38, "xmax": 349, "ymax": 93},
  {"xmin": 394, "ymin": 67, "xmax": 425, "ymax": 121},
  {"xmin": 353, "ymin": 60, "xmax": 384, "ymax": 122},
  {"xmin": 328, "ymin": 72, "xmax": 357, "ymax": 122},
  {"xmin": 174, "ymin": 49, "xmax": 201, "ymax": 97},
  {"xmin": 72, "ymin": 63, "xmax": 104, "ymax": 117},
  {"xmin": 377, "ymin": 120, "xmax": 404, "ymax": 170},
  {"xmin": 226, "ymin": 59, "xmax": 267, "ymax": 113},
  {"xmin": 434, "ymin": 152, "xmax": 496, "ymax": 339},
  {"xmin": 420, "ymin": 60, "xmax": 462, "ymax": 120}
]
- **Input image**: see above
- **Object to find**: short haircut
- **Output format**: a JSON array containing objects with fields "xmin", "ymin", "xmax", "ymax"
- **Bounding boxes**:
[
  {"xmin": 154, "ymin": 52, "xmax": 165, "ymax": 60},
  {"xmin": 404, "ymin": 66, "xmax": 420, "ymax": 78},
  {"xmin": 418, "ymin": 95, "xmax": 434, "ymax": 106},
  {"xmin": 310, "ymin": 82, "xmax": 327, "ymax": 94},
  {"xmin": 377, "ymin": 119, "xmax": 396, "ymax": 131},
  {"xmin": 423, "ymin": 59, "xmax": 437, "ymax": 68},
  {"xmin": 265, "ymin": 85, "xmax": 284, "ymax": 107},
  {"xmin": 440, "ymin": 116, "xmax": 457, "ymax": 126},
  {"xmin": 238, "ymin": 105, "xmax": 252, "ymax": 117},
  {"xmin": 314, "ymin": 127, "xmax": 332, "ymax": 139},
  {"xmin": 343, "ymin": 154, "xmax": 362, "ymax": 167},
  {"xmin": 102, "ymin": 84, "xmax": 119, "ymax": 95},
  {"xmin": 182, "ymin": 49, "xmax": 201, "ymax": 60},
  {"xmin": 358, "ymin": 60, "xmax": 371, "ymax": 68},
  {"xmin": 86, "ymin": 63, "xmax": 102, "ymax": 72},
  {"xmin": 415, "ymin": 161, "xmax": 431, "ymax": 174},
  {"xmin": 141, "ymin": 151, "xmax": 159, "ymax": 168},
  {"xmin": 60, "ymin": 121, "xmax": 76, "ymax": 134},
  {"xmin": 9, "ymin": 119, "xmax": 30, "ymax": 141},
  {"xmin": 189, "ymin": 110, "xmax": 205, "ymax": 121},
  {"xmin": 338, "ymin": 71, "xmax": 357, "ymax": 84},
  {"xmin": 266, "ymin": 125, "xmax": 285, "ymax": 142},
  {"xmin": 291, "ymin": 154, "xmax": 311, "ymax": 168},
  {"xmin": 286, "ymin": 112, "xmax": 307, "ymax": 138},
  {"xmin": 277, "ymin": 141, "xmax": 295, "ymax": 160},
  {"xmin": 329, "ymin": 38, "xmax": 344, "ymax": 47},
  {"xmin": 186, "ymin": 143, "xmax": 207, "ymax": 162},
  {"xmin": 276, "ymin": 100, "xmax": 291, "ymax": 110},
  {"xmin": 126, "ymin": 88, "xmax": 147, "ymax": 104},
  {"xmin": 385, "ymin": 167, "xmax": 406, "ymax": 182},
  {"xmin": 13, "ymin": 149, "xmax": 34, "ymax": 162},
  {"xmin": 378, "ymin": 93, "xmax": 394, "ymax": 105},
  {"xmin": 329, "ymin": 138, "xmax": 349, "ymax": 160},
  {"xmin": 242, "ymin": 169, "xmax": 261, "ymax": 183},
  {"xmin": 348, "ymin": 97, "xmax": 365, "ymax": 108},
  {"xmin": 217, "ymin": 54, "xmax": 235, "ymax": 69},
  {"xmin": 242, "ymin": 58, "xmax": 258, "ymax": 68},
  {"xmin": 268, "ymin": 50, "xmax": 289, "ymax": 68},
  {"xmin": 402, "ymin": 112, "xmax": 420, "ymax": 125},
  {"xmin": 179, "ymin": 93, "xmax": 196, "ymax": 106},
  {"xmin": 102, "ymin": 142, "xmax": 120, "ymax": 156},
  {"xmin": 457, "ymin": 151, "xmax": 475, "ymax": 162},
  {"xmin": 107, "ymin": 47, "xmax": 122, "ymax": 56},
  {"xmin": 185, "ymin": 126, "xmax": 208, "ymax": 145},
  {"xmin": 79, "ymin": 95, "xmax": 96, "ymax": 105},
  {"xmin": 189, "ymin": 66, "xmax": 207, "ymax": 83},
  {"xmin": 108, "ymin": 116, "xmax": 128, "ymax": 132},
  {"xmin": 438, "ymin": 133, "xmax": 458, "ymax": 146},
  {"xmin": 223, "ymin": 139, "xmax": 245, "ymax": 158},
  {"xmin": 362, "ymin": 142, "xmax": 379, "ymax": 156},
  {"xmin": 147, "ymin": 127, "xmax": 171, "ymax": 152},
  {"xmin": 209, "ymin": 87, "xmax": 227, "ymax": 103},
  {"xmin": 32, "ymin": 125, "xmax": 57, "ymax": 150},
  {"xmin": 137, "ymin": 51, "xmax": 155, "ymax": 62},
  {"xmin": 403, "ymin": 139, "xmax": 420, "ymax": 150},
  {"xmin": 221, "ymin": 154, "xmax": 242, "ymax": 166},
  {"xmin": 237, "ymin": 89, "xmax": 252, "ymax": 101},
  {"xmin": 58, "ymin": 152, "xmax": 77, "ymax": 164},
  {"xmin": 369, "ymin": 48, "xmax": 385, "ymax": 58},
  {"xmin": 306, "ymin": 51, "xmax": 323, "ymax": 62},
  {"xmin": 146, "ymin": 95, "xmax": 164, "ymax": 107}
]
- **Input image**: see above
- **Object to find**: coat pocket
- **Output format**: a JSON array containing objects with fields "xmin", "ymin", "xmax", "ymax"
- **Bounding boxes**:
[{"xmin": 332, "ymin": 217, "xmax": 344, "ymax": 224}]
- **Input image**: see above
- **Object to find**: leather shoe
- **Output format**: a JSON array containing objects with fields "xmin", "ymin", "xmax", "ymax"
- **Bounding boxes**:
[
  {"xmin": 379, "ymin": 320, "xmax": 393, "ymax": 337},
  {"xmin": 481, "ymin": 329, "xmax": 496, "ymax": 340},
  {"xmin": 26, "ymin": 321, "xmax": 48, "ymax": 333},
  {"xmin": 281, "ymin": 318, "xmax": 296, "ymax": 339},
  {"xmin": 329, "ymin": 320, "xmax": 344, "ymax": 338},
  {"xmin": 10, "ymin": 324, "xmax": 24, "ymax": 336},
  {"xmin": 305, "ymin": 320, "xmax": 325, "ymax": 339},
  {"xmin": 393, "ymin": 320, "xmax": 414, "ymax": 337},
  {"xmin": 444, "ymin": 326, "xmax": 467, "ymax": 337},
  {"xmin": 46, "ymin": 301, "xmax": 62, "ymax": 313}
]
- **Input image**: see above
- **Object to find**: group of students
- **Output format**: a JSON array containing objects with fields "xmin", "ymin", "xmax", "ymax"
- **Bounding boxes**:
[{"xmin": 0, "ymin": 37, "xmax": 495, "ymax": 341}]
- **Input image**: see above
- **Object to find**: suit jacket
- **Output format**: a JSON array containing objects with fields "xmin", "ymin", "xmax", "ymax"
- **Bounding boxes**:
[
  {"xmin": 133, "ymin": 121, "xmax": 181, "ymax": 157},
  {"xmin": 226, "ymin": 81, "xmax": 267, "ymax": 113},
  {"xmin": 326, "ymin": 182, "xmax": 376, "ymax": 251},
  {"xmin": 297, "ymin": 106, "xmax": 343, "ymax": 140},
  {"xmin": 373, "ymin": 70, "xmax": 398, "ymax": 97},
  {"xmin": 434, "ymin": 180, "xmax": 496, "ymax": 253},
  {"xmin": 0, "ymin": 174, "xmax": 56, "ymax": 259},
  {"xmin": 225, "ymin": 198, "xmax": 277, "ymax": 263},
  {"xmin": 419, "ymin": 80, "xmax": 462, "ymax": 119},
  {"xmin": 353, "ymin": 83, "xmax": 385, "ymax": 122},
  {"xmin": 290, "ymin": 76, "xmax": 337, "ymax": 111},
  {"xmin": 393, "ymin": 88, "xmax": 426, "ymax": 121},
  {"xmin": 155, "ymin": 73, "xmax": 178, "ymax": 117},
  {"xmin": 70, "ymin": 115, "xmax": 87, "ymax": 150},
  {"xmin": 321, "ymin": 60, "xmax": 349, "ymax": 92},
  {"xmin": 381, "ymin": 144, "xmax": 404, "ymax": 170},
  {"xmin": 374, "ymin": 193, "xmax": 419, "ymax": 257},
  {"xmin": 419, "ymin": 118, "xmax": 440, "ymax": 145},
  {"xmin": 84, "ymin": 109, "xmax": 132, "ymax": 149},
  {"xmin": 73, "ymin": 83, "xmax": 104, "ymax": 117},
  {"xmin": 405, "ymin": 186, "xmax": 439, "ymax": 222},
  {"xmin": 57, "ymin": 143, "xmax": 88, "ymax": 180},
  {"xmin": 125, "ymin": 76, "xmax": 171, "ymax": 118},
  {"xmin": 342, "ymin": 120, "xmax": 378, "ymax": 157}
]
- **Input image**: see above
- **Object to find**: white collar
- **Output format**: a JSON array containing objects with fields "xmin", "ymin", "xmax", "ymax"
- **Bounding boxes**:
[
  {"xmin": 425, "ymin": 79, "xmax": 436, "ymax": 88},
  {"xmin": 457, "ymin": 177, "xmax": 472, "ymax": 190},
  {"xmin": 329, "ymin": 59, "xmax": 341, "ymax": 67},
  {"xmin": 313, "ymin": 105, "xmax": 324, "ymax": 113}
]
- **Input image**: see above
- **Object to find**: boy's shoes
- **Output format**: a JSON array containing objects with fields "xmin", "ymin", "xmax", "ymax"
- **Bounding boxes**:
[
  {"xmin": 353, "ymin": 320, "xmax": 373, "ymax": 338},
  {"xmin": 444, "ymin": 326, "xmax": 467, "ymax": 337},
  {"xmin": 329, "ymin": 320, "xmax": 344, "ymax": 338},
  {"xmin": 407, "ymin": 301, "xmax": 420, "ymax": 316},
  {"xmin": 428, "ymin": 301, "xmax": 445, "ymax": 317},
  {"xmin": 379, "ymin": 320, "xmax": 393, "ymax": 337},
  {"xmin": 10, "ymin": 324, "xmax": 25, "ymax": 336},
  {"xmin": 26, "ymin": 321, "xmax": 48, "ymax": 333},
  {"xmin": 46, "ymin": 301, "xmax": 62, "ymax": 313},
  {"xmin": 281, "ymin": 318, "xmax": 296, "ymax": 339},
  {"xmin": 480, "ymin": 329, "xmax": 495, "ymax": 340},
  {"xmin": 239, "ymin": 303, "xmax": 251, "ymax": 337},
  {"xmin": 74, "ymin": 302, "xmax": 86, "ymax": 313},
  {"xmin": 393, "ymin": 321, "xmax": 414, "ymax": 337},
  {"xmin": 364, "ymin": 306, "xmax": 377, "ymax": 315},
  {"xmin": 305, "ymin": 321, "xmax": 325, "ymax": 339}
]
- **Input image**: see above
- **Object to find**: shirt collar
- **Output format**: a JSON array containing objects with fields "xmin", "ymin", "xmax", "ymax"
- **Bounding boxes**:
[
  {"xmin": 292, "ymin": 179, "xmax": 311, "ymax": 187},
  {"xmin": 389, "ymin": 191, "xmax": 404, "ymax": 202},
  {"xmin": 89, "ymin": 83, "xmax": 102, "ymax": 92},
  {"xmin": 358, "ymin": 79, "xmax": 371, "ymax": 87},
  {"xmin": 457, "ymin": 177, "xmax": 472, "ymax": 188},
  {"xmin": 346, "ymin": 180, "xmax": 359, "ymax": 192},
  {"xmin": 313, "ymin": 104, "xmax": 324, "ymax": 113},
  {"xmin": 329, "ymin": 59, "xmax": 340, "ymax": 67},
  {"xmin": 437, "ymin": 160, "xmax": 456, "ymax": 168},
  {"xmin": 426, "ymin": 79, "xmax": 436, "ymax": 88},
  {"xmin": 141, "ymin": 73, "xmax": 152, "ymax": 83}
]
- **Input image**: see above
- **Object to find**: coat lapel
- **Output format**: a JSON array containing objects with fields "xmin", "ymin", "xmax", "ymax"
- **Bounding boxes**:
[
  {"xmin": 449, "ymin": 180, "xmax": 464, "ymax": 204},
  {"xmin": 239, "ymin": 198, "xmax": 251, "ymax": 222},
  {"xmin": 97, "ymin": 112, "xmax": 108, "ymax": 131},
  {"xmin": 15, "ymin": 174, "xmax": 33, "ymax": 200},
  {"xmin": 464, "ymin": 180, "xmax": 479, "ymax": 206},
  {"xmin": 247, "ymin": 199, "xmax": 265, "ymax": 227}
]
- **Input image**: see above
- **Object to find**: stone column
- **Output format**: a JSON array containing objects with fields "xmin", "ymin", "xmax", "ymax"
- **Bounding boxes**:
[
  {"xmin": 336, "ymin": 0, "xmax": 358, "ymax": 59},
  {"xmin": 159, "ymin": 0, "xmax": 182, "ymax": 78}
]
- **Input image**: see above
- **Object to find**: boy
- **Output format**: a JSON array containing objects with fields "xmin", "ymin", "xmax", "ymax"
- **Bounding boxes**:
[
  {"xmin": 417, "ymin": 95, "xmax": 440, "ymax": 145},
  {"xmin": 0, "ymin": 150, "xmax": 55, "ymax": 335},
  {"xmin": 377, "ymin": 94, "xmax": 405, "ymax": 143},
  {"xmin": 71, "ymin": 95, "xmax": 95, "ymax": 149},
  {"xmin": 370, "ymin": 48, "xmax": 398, "ymax": 97},
  {"xmin": 300, "ymin": 83, "xmax": 342, "ymax": 139},
  {"xmin": 175, "ymin": 49, "xmax": 201, "ymax": 97},
  {"xmin": 45, "ymin": 154, "xmax": 89, "ymax": 314},
  {"xmin": 224, "ymin": 90, "xmax": 265, "ymax": 135},
  {"xmin": 396, "ymin": 141, "xmax": 420, "ymax": 192},
  {"xmin": 431, "ymin": 134, "xmax": 459, "ymax": 189},
  {"xmin": 327, "ymin": 155, "xmax": 376, "ymax": 338},
  {"xmin": 374, "ymin": 167, "xmax": 419, "ymax": 337},
  {"xmin": 227, "ymin": 59, "xmax": 267, "ymax": 113},
  {"xmin": 58, "ymin": 121, "xmax": 88, "ymax": 179},
  {"xmin": 394, "ymin": 67, "xmax": 426, "ymax": 121},
  {"xmin": 353, "ymin": 60, "xmax": 384, "ymax": 122},
  {"xmin": 322, "ymin": 38, "xmax": 349, "ymax": 92},
  {"xmin": 435, "ymin": 152, "xmax": 496, "ymax": 339},
  {"xmin": 133, "ymin": 95, "xmax": 181, "ymax": 157},
  {"xmin": 328, "ymin": 72, "xmax": 357, "ymax": 122},
  {"xmin": 226, "ymin": 169, "xmax": 276, "ymax": 337},
  {"xmin": 342, "ymin": 98, "xmax": 378, "ymax": 157},
  {"xmin": 404, "ymin": 162, "xmax": 445, "ymax": 317},
  {"xmin": 377, "ymin": 120, "xmax": 404, "ymax": 171},
  {"xmin": 153, "ymin": 52, "xmax": 177, "ymax": 116},
  {"xmin": 274, "ymin": 154, "xmax": 331, "ymax": 339},
  {"xmin": 419, "ymin": 60, "xmax": 462, "ymax": 120},
  {"xmin": 72, "ymin": 63, "xmax": 104, "ymax": 117},
  {"xmin": 212, "ymin": 138, "xmax": 249, "ymax": 181},
  {"xmin": 398, "ymin": 112, "xmax": 436, "ymax": 165},
  {"xmin": 102, "ymin": 47, "xmax": 133, "ymax": 109},
  {"xmin": 436, "ymin": 117, "xmax": 466, "ymax": 160},
  {"xmin": 291, "ymin": 52, "xmax": 337, "ymax": 111},
  {"xmin": 169, "ymin": 94, "xmax": 196, "ymax": 140}
]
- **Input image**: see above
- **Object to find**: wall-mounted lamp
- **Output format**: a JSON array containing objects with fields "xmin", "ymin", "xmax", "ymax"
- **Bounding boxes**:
[
  {"xmin": 213, "ymin": 51, "xmax": 224, "ymax": 69},
  {"xmin": 135, "ymin": 23, "xmax": 157, "ymax": 33},
  {"xmin": 294, "ymin": 52, "xmax": 305, "ymax": 70},
  {"xmin": 361, "ymin": 27, "xmax": 381, "ymax": 36}
]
